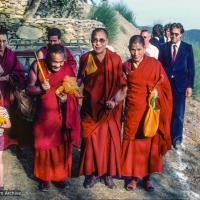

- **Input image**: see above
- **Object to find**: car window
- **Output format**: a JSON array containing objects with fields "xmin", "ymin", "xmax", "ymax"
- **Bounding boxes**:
[
  {"xmin": 15, "ymin": 46, "xmax": 90, "ymax": 77},
  {"xmin": 18, "ymin": 56, "xmax": 35, "ymax": 74}
]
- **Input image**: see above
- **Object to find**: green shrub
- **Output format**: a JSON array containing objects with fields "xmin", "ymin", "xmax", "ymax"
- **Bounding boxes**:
[
  {"xmin": 113, "ymin": 3, "xmax": 136, "ymax": 25},
  {"xmin": 192, "ymin": 43, "xmax": 200, "ymax": 100},
  {"xmin": 88, "ymin": 3, "xmax": 118, "ymax": 42}
]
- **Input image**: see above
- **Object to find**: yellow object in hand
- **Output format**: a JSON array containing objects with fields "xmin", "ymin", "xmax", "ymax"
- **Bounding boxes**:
[
  {"xmin": 34, "ymin": 51, "xmax": 46, "ymax": 82},
  {"xmin": 56, "ymin": 76, "xmax": 80, "ymax": 97},
  {"xmin": 0, "ymin": 116, "xmax": 6, "ymax": 124}
]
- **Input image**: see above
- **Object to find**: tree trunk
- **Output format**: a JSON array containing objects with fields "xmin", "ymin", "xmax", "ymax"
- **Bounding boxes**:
[
  {"xmin": 24, "ymin": 0, "xmax": 42, "ymax": 20},
  {"xmin": 82, "ymin": 0, "xmax": 96, "ymax": 4}
]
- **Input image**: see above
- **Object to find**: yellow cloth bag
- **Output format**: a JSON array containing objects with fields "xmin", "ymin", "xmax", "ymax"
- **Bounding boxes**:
[{"xmin": 143, "ymin": 91, "xmax": 160, "ymax": 137}]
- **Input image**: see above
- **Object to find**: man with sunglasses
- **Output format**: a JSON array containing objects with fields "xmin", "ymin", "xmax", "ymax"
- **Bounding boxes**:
[
  {"xmin": 140, "ymin": 30, "xmax": 159, "ymax": 59},
  {"xmin": 78, "ymin": 28, "xmax": 127, "ymax": 189},
  {"xmin": 159, "ymin": 23, "xmax": 195, "ymax": 150}
]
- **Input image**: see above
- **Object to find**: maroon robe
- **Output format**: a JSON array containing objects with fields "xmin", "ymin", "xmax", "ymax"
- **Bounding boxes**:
[
  {"xmin": 34, "ymin": 60, "xmax": 80, "ymax": 181},
  {"xmin": 0, "ymin": 47, "xmax": 25, "ymax": 148},
  {"xmin": 78, "ymin": 49, "xmax": 126, "ymax": 176},
  {"xmin": 121, "ymin": 56, "xmax": 172, "ymax": 178}
]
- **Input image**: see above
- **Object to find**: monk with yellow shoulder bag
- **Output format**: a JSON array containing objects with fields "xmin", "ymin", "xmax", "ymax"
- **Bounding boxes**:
[{"xmin": 143, "ymin": 75, "xmax": 163, "ymax": 137}]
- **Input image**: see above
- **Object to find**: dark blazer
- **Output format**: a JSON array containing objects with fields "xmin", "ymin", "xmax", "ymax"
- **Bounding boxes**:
[
  {"xmin": 150, "ymin": 37, "xmax": 164, "ymax": 50},
  {"xmin": 159, "ymin": 41, "xmax": 195, "ymax": 92}
]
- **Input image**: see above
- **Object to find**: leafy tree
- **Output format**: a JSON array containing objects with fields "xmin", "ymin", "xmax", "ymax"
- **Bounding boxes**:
[{"xmin": 24, "ymin": 0, "xmax": 42, "ymax": 19}]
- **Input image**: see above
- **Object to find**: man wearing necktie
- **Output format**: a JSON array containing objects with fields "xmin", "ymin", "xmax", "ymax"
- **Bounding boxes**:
[{"xmin": 159, "ymin": 23, "xmax": 195, "ymax": 150}]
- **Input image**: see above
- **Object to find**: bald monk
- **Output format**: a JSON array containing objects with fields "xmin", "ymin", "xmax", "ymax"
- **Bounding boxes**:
[
  {"xmin": 78, "ymin": 28, "xmax": 127, "ymax": 189},
  {"xmin": 27, "ymin": 44, "xmax": 80, "ymax": 191}
]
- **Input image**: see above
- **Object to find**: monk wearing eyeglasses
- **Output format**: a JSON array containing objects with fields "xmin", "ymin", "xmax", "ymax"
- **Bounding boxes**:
[{"xmin": 78, "ymin": 28, "xmax": 127, "ymax": 189}]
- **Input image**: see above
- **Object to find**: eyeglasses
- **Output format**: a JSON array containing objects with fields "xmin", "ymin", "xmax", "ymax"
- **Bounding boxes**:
[
  {"xmin": 92, "ymin": 38, "xmax": 107, "ymax": 44},
  {"xmin": 171, "ymin": 33, "xmax": 180, "ymax": 37}
]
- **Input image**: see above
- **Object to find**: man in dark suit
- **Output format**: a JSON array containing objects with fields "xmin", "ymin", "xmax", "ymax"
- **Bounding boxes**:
[
  {"xmin": 150, "ymin": 24, "xmax": 165, "ymax": 50},
  {"xmin": 159, "ymin": 23, "xmax": 195, "ymax": 149}
]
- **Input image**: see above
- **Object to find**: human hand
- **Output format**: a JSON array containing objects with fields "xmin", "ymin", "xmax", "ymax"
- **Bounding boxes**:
[
  {"xmin": 0, "ymin": 64, "xmax": 4, "ymax": 76},
  {"xmin": 186, "ymin": 87, "xmax": 192, "ymax": 97},
  {"xmin": 152, "ymin": 88, "xmax": 158, "ymax": 98},
  {"xmin": 57, "ymin": 93, "xmax": 67, "ymax": 103},
  {"xmin": 0, "ymin": 74, "xmax": 9, "ymax": 81},
  {"xmin": 106, "ymin": 100, "xmax": 116, "ymax": 109},
  {"xmin": 41, "ymin": 79, "xmax": 50, "ymax": 91}
]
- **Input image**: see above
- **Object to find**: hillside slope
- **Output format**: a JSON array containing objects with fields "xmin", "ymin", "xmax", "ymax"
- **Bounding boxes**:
[{"xmin": 110, "ymin": 12, "xmax": 140, "ymax": 60}]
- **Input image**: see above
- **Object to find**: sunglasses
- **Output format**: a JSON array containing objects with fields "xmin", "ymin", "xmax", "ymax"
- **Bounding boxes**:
[
  {"xmin": 92, "ymin": 38, "xmax": 107, "ymax": 44},
  {"xmin": 171, "ymin": 33, "xmax": 180, "ymax": 37}
]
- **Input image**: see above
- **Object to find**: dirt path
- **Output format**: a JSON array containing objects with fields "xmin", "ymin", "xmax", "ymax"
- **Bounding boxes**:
[{"xmin": 2, "ymin": 99, "xmax": 200, "ymax": 200}]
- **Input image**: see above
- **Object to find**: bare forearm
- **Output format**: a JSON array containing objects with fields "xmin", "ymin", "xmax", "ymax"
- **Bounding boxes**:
[
  {"xmin": 26, "ymin": 85, "xmax": 43, "ymax": 95},
  {"xmin": 0, "ymin": 74, "xmax": 9, "ymax": 81},
  {"xmin": 78, "ymin": 80, "xmax": 84, "ymax": 107}
]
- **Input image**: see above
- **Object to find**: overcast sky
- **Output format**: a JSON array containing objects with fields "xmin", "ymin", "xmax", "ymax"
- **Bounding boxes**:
[{"xmin": 106, "ymin": 0, "xmax": 199, "ymax": 30}]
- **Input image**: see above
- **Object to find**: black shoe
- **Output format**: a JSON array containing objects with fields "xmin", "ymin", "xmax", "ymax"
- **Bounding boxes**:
[
  {"xmin": 0, "ymin": 186, "xmax": 4, "ymax": 191},
  {"xmin": 142, "ymin": 180, "xmax": 154, "ymax": 192},
  {"xmin": 38, "ymin": 181, "xmax": 50, "ymax": 192},
  {"xmin": 102, "ymin": 176, "xmax": 117, "ymax": 189},
  {"xmin": 52, "ymin": 181, "xmax": 66, "ymax": 189},
  {"xmin": 83, "ymin": 175, "xmax": 99, "ymax": 189}
]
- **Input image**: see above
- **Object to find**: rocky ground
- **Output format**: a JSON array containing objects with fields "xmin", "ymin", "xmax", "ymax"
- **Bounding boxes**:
[{"xmin": 1, "ymin": 98, "xmax": 200, "ymax": 200}]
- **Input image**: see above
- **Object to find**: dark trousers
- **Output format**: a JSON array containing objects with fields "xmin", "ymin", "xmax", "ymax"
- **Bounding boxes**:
[{"xmin": 171, "ymin": 87, "xmax": 186, "ymax": 145}]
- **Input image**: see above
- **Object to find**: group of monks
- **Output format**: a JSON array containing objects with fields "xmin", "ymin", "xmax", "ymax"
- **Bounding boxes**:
[{"xmin": 0, "ymin": 26, "xmax": 174, "ymax": 193}]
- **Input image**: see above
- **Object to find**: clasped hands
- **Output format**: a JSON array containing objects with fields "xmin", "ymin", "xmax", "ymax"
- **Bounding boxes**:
[{"xmin": 0, "ymin": 64, "xmax": 9, "ymax": 81}]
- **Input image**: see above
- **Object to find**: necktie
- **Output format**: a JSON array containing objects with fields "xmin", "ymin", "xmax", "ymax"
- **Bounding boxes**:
[{"xmin": 172, "ymin": 45, "xmax": 177, "ymax": 62}]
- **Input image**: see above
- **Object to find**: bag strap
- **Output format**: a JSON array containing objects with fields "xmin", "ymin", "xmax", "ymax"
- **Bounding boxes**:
[
  {"xmin": 150, "ymin": 74, "xmax": 164, "ymax": 92},
  {"xmin": 148, "ymin": 74, "xmax": 164, "ymax": 108}
]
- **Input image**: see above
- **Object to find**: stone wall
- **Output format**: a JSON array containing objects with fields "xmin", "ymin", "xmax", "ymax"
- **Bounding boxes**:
[
  {"xmin": 16, "ymin": 18, "xmax": 104, "ymax": 41},
  {"xmin": 0, "ymin": 1, "xmax": 103, "ymax": 42},
  {"xmin": 0, "ymin": 0, "xmax": 29, "ymax": 18}
]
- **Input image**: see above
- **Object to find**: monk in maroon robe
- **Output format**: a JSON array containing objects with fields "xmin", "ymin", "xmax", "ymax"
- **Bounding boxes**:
[
  {"xmin": 27, "ymin": 44, "xmax": 80, "ymax": 191},
  {"xmin": 78, "ymin": 28, "xmax": 127, "ymax": 189},
  {"xmin": 121, "ymin": 35, "xmax": 172, "ymax": 192},
  {"xmin": 0, "ymin": 26, "xmax": 25, "ymax": 148},
  {"xmin": 37, "ymin": 27, "xmax": 76, "ymax": 75}
]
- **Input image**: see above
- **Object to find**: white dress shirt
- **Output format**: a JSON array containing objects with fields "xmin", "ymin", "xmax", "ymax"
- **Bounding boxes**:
[
  {"xmin": 171, "ymin": 41, "xmax": 181, "ymax": 57},
  {"xmin": 145, "ymin": 43, "xmax": 159, "ymax": 59}
]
